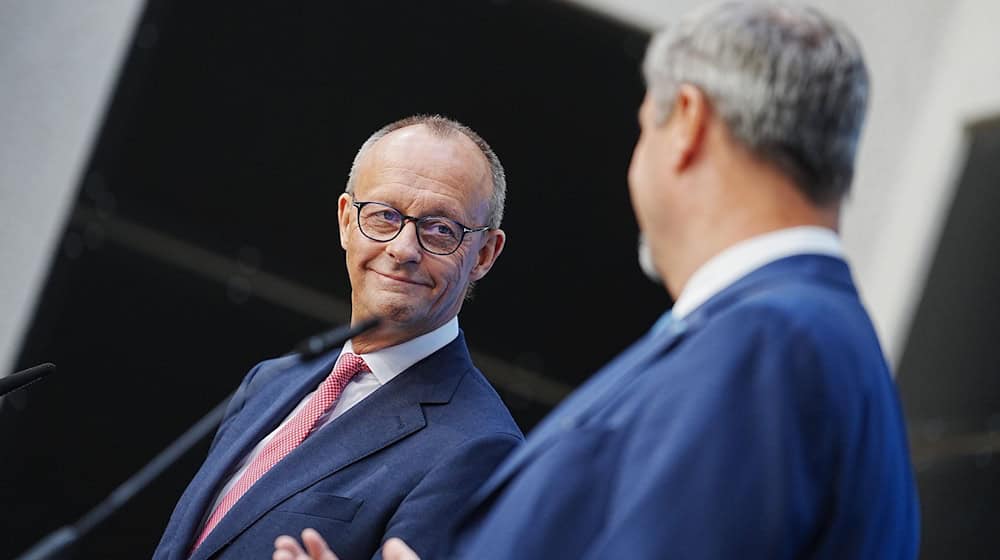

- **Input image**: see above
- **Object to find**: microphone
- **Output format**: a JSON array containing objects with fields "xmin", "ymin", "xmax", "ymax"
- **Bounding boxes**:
[
  {"xmin": 0, "ymin": 363, "xmax": 56, "ymax": 397},
  {"xmin": 15, "ymin": 319, "xmax": 380, "ymax": 560},
  {"xmin": 293, "ymin": 316, "xmax": 381, "ymax": 360}
]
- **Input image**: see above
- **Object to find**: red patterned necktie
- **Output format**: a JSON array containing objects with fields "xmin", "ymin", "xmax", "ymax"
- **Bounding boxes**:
[{"xmin": 190, "ymin": 352, "xmax": 369, "ymax": 554}]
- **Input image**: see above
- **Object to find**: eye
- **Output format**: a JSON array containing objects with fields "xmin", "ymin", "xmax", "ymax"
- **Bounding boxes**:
[
  {"xmin": 434, "ymin": 223, "xmax": 456, "ymax": 236},
  {"xmin": 382, "ymin": 209, "xmax": 402, "ymax": 221},
  {"xmin": 420, "ymin": 219, "xmax": 460, "ymax": 240},
  {"xmin": 363, "ymin": 205, "xmax": 400, "ymax": 224}
]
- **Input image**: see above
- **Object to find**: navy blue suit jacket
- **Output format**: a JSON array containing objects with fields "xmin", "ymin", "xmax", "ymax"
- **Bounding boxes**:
[
  {"xmin": 153, "ymin": 332, "xmax": 522, "ymax": 560},
  {"xmin": 452, "ymin": 255, "xmax": 919, "ymax": 559}
]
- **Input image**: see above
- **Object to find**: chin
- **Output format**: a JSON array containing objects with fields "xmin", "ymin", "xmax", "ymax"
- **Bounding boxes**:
[
  {"xmin": 370, "ymin": 297, "xmax": 420, "ymax": 324},
  {"xmin": 638, "ymin": 232, "xmax": 663, "ymax": 285},
  {"xmin": 385, "ymin": 306, "xmax": 419, "ymax": 323}
]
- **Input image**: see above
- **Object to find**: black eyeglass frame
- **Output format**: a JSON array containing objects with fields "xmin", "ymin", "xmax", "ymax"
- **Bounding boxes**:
[{"xmin": 350, "ymin": 197, "xmax": 490, "ymax": 256}]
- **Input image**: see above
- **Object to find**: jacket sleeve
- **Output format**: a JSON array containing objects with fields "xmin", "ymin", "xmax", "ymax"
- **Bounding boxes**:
[{"xmin": 373, "ymin": 432, "xmax": 522, "ymax": 560}]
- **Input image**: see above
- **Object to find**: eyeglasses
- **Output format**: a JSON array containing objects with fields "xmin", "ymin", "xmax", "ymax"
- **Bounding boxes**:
[{"xmin": 350, "ymin": 197, "xmax": 490, "ymax": 256}]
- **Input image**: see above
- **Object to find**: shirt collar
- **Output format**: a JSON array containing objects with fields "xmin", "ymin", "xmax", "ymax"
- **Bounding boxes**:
[
  {"xmin": 671, "ymin": 226, "xmax": 844, "ymax": 319},
  {"xmin": 340, "ymin": 316, "xmax": 459, "ymax": 385}
]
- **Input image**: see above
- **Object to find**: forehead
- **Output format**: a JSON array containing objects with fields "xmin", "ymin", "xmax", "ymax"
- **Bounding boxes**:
[{"xmin": 354, "ymin": 125, "xmax": 492, "ymax": 218}]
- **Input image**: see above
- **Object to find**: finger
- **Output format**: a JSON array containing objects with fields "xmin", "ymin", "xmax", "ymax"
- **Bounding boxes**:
[
  {"xmin": 302, "ymin": 528, "xmax": 339, "ymax": 560},
  {"xmin": 274, "ymin": 535, "xmax": 306, "ymax": 556},
  {"xmin": 274, "ymin": 534, "xmax": 307, "ymax": 560},
  {"xmin": 383, "ymin": 537, "xmax": 421, "ymax": 560}
]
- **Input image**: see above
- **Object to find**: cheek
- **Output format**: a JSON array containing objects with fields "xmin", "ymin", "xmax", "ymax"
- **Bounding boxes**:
[
  {"xmin": 346, "ymin": 236, "xmax": 377, "ymax": 277},
  {"xmin": 628, "ymin": 141, "xmax": 668, "ymax": 232},
  {"xmin": 633, "ymin": 131, "xmax": 671, "ymax": 191},
  {"xmin": 430, "ymin": 253, "xmax": 473, "ymax": 296},
  {"xmin": 628, "ymin": 143, "xmax": 652, "ymax": 205},
  {"xmin": 629, "ymin": 131, "xmax": 653, "ymax": 178}
]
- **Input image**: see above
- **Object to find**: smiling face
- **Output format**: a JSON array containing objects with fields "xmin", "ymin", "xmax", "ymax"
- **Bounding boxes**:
[{"xmin": 337, "ymin": 124, "xmax": 505, "ymax": 346}]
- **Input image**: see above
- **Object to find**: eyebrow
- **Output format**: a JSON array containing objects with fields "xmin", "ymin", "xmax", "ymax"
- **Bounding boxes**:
[{"xmin": 368, "ymin": 199, "xmax": 470, "ymax": 223}]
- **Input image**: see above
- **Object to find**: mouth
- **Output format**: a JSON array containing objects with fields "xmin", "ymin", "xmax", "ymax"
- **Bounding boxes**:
[{"xmin": 373, "ymin": 270, "xmax": 430, "ymax": 288}]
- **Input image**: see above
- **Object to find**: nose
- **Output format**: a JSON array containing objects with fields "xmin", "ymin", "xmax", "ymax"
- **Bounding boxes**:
[{"xmin": 385, "ymin": 220, "xmax": 423, "ymax": 264}]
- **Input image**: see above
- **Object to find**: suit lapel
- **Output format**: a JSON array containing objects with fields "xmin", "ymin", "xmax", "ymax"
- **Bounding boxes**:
[
  {"xmin": 170, "ymin": 353, "xmax": 340, "ymax": 559},
  {"xmin": 191, "ymin": 334, "xmax": 474, "ymax": 560}
]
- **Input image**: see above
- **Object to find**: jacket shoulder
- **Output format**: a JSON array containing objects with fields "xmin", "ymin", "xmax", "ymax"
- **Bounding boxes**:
[{"xmin": 436, "ymin": 365, "xmax": 524, "ymax": 439}]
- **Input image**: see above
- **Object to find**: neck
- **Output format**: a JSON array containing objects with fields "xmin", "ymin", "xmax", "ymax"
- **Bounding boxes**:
[
  {"xmin": 348, "ymin": 315, "xmax": 450, "ymax": 354},
  {"xmin": 660, "ymin": 160, "xmax": 840, "ymax": 300},
  {"xmin": 350, "ymin": 324, "xmax": 406, "ymax": 354}
]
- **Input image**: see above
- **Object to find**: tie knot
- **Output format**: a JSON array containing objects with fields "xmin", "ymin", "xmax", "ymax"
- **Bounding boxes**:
[
  {"xmin": 316, "ymin": 352, "xmax": 369, "ymax": 403},
  {"xmin": 334, "ymin": 352, "xmax": 369, "ymax": 380}
]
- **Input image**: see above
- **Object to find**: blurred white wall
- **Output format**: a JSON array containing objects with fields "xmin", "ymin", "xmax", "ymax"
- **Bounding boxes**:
[
  {"xmin": 570, "ymin": 0, "xmax": 1000, "ymax": 368},
  {"xmin": 0, "ymin": 1, "xmax": 144, "ymax": 376}
]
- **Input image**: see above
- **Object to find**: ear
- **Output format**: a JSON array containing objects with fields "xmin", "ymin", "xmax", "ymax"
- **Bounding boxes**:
[
  {"xmin": 337, "ymin": 193, "xmax": 353, "ymax": 250},
  {"xmin": 669, "ymin": 83, "xmax": 710, "ymax": 171},
  {"xmin": 469, "ymin": 228, "xmax": 505, "ymax": 282}
]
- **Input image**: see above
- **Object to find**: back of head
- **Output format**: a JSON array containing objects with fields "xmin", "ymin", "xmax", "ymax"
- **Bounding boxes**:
[{"xmin": 642, "ymin": 1, "xmax": 869, "ymax": 204}]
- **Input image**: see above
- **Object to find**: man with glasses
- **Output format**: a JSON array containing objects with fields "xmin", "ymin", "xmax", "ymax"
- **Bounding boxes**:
[
  {"xmin": 277, "ymin": 2, "xmax": 919, "ymax": 559},
  {"xmin": 153, "ymin": 115, "xmax": 522, "ymax": 560}
]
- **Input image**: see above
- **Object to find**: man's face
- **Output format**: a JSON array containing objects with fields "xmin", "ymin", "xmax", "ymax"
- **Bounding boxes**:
[
  {"xmin": 628, "ymin": 93, "xmax": 673, "ymax": 282},
  {"xmin": 337, "ymin": 125, "xmax": 503, "ymax": 339}
]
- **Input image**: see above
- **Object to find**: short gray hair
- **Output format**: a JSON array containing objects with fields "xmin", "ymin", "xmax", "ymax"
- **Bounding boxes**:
[
  {"xmin": 642, "ymin": 1, "xmax": 870, "ymax": 203},
  {"xmin": 346, "ymin": 114, "xmax": 507, "ymax": 228}
]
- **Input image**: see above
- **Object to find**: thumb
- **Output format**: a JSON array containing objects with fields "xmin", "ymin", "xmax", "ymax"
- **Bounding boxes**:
[
  {"xmin": 382, "ymin": 537, "xmax": 421, "ymax": 560},
  {"xmin": 301, "ymin": 528, "xmax": 339, "ymax": 560}
]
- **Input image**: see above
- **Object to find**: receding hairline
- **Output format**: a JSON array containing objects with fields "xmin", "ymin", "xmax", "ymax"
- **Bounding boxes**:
[
  {"xmin": 349, "ymin": 125, "xmax": 497, "ymax": 222},
  {"xmin": 355, "ymin": 122, "xmax": 491, "ymax": 179},
  {"xmin": 346, "ymin": 114, "xmax": 508, "ymax": 228}
]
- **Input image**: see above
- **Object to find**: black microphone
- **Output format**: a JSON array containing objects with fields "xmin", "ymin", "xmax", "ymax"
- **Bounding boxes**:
[
  {"xmin": 15, "ymin": 319, "xmax": 380, "ymax": 560},
  {"xmin": 0, "ymin": 363, "xmax": 56, "ymax": 397},
  {"xmin": 293, "ymin": 316, "xmax": 381, "ymax": 360}
]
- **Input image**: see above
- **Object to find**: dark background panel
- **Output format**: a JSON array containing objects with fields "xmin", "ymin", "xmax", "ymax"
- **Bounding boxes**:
[
  {"xmin": 2, "ymin": 239, "xmax": 319, "ymax": 559},
  {"xmin": 2, "ymin": 1, "xmax": 659, "ymax": 557},
  {"xmin": 909, "ymin": 456, "xmax": 1000, "ymax": 560},
  {"xmin": 897, "ymin": 119, "xmax": 1000, "ymax": 559}
]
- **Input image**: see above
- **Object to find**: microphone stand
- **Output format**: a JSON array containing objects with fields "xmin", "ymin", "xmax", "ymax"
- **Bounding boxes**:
[
  {"xmin": 0, "ymin": 363, "xmax": 57, "ymax": 397},
  {"xmin": 15, "ymin": 395, "xmax": 233, "ymax": 560},
  {"xmin": 15, "ymin": 318, "xmax": 380, "ymax": 560}
]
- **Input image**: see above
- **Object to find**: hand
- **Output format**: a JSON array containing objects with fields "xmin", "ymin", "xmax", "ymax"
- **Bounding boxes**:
[
  {"xmin": 272, "ymin": 530, "xmax": 422, "ymax": 560},
  {"xmin": 273, "ymin": 528, "xmax": 339, "ymax": 560}
]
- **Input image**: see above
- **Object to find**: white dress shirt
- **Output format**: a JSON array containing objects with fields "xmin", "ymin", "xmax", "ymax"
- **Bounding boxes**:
[
  {"xmin": 200, "ymin": 316, "xmax": 460, "ymax": 525},
  {"xmin": 671, "ymin": 226, "xmax": 845, "ymax": 320}
]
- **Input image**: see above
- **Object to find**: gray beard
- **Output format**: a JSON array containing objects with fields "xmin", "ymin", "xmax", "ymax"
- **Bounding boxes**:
[{"xmin": 638, "ymin": 232, "xmax": 662, "ymax": 285}]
